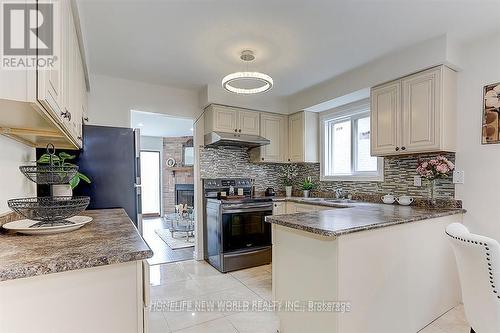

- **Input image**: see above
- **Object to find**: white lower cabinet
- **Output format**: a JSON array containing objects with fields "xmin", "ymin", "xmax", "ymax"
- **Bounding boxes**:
[
  {"xmin": 0, "ymin": 260, "xmax": 149, "ymax": 333},
  {"xmin": 272, "ymin": 202, "xmax": 286, "ymax": 215},
  {"xmin": 285, "ymin": 202, "xmax": 330, "ymax": 214}
]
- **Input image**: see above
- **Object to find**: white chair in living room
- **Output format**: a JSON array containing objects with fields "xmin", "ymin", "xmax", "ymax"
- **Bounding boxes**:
[{"xmin": 446, "ymin": 223, "xmax": 500, "ymax": 333}]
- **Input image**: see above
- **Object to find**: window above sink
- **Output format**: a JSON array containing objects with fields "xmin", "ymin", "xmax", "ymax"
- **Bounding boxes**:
[{"xmin": 320, "ymin": 99, "xmax": 384, "ymax": 182}]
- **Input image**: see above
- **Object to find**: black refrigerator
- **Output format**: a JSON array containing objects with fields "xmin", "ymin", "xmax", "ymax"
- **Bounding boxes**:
[{"xmin": 73, "ymin": 125, "xmax": 142, "ymax": 230}]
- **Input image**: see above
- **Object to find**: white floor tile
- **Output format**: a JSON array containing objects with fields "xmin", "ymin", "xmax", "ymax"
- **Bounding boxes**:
[
  {"xmin": 226, "ymin": 311, "xmax": 280, "ymax": 333},
  {"xmin": 172, "ymin": 317, "xmax": 237, "ymax": 333},
  {"xmin": 149, "ymin": 311, "xmax": 171, "ymax": 333},
  {"xmin": 164, "ymin": 309, "xmax": 225, "ymax": 332}
]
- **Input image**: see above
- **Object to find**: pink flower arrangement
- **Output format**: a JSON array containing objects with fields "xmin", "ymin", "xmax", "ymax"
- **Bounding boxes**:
[{"xmin": 416, "ymin": 155, "xmax": 455, "ymax": 180}]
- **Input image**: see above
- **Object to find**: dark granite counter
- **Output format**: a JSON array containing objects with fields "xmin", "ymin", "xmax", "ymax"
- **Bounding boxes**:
[
  {"xmin": 0, "ymin": 208, "xmax": 153, "ymax": 282},
  {"xmin": 266, "ymin": 198, "xmax": 466, "ymax": 237}
]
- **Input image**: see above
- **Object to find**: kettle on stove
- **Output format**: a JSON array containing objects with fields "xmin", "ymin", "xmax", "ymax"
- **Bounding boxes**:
[{"xmin": 265, "ymin": 187, "xmax": 276, "ymax": 196}]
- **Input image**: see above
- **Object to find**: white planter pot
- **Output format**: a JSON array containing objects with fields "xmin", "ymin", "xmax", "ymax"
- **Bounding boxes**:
[
  {"xmin": 51, "ymin": 184, "xmax": 73, "ymax": 197},
  {"xmin": 285, "ymin": 186, "xmax": 292, "ymax": 198},
  {"xmin": 303, "ymin": 190, "xmax": 310, "ymax": 198}
]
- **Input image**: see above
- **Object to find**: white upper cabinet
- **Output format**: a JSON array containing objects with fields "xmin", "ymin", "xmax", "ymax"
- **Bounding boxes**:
[
  {"xmin": 288, "ymin": 111, "xmax": 319, "ymax": 163},
  {"xmin": 371, "ymin": 65, "xmax": 456, "ymax": 156},
  {"xmin": 0, "ymin": 0, "xmax": 87, "ymax": 149},
  {"xmin": 401, "ymin": 68, "xmax": 441, "ymax": 152},
  {"xmin": 204, "ymin": 104, "xmax": 259, "ymax": 135},
  {"xmin": 238, "ymin": 110, "xmax": 260, "ymax": 135},
  {"xmin": 250, "ymin": 113, "xmax": 288, "ymax": 163},
  {"xmin": 370, "ymin": 81, "xmax": 400, "ymax": 156},
  {"xmin": 37, "ymin": 0, "xmax": 64, "ymax": 121},
  {"xmin": 212, "ymin": 106, "xmax": 238, "ymax": 133}
]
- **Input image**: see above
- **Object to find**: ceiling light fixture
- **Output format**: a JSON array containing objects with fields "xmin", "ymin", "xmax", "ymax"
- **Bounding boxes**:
[{"xmin": 222, "ymin": 50, "xmax": 273, "ymax": 95}]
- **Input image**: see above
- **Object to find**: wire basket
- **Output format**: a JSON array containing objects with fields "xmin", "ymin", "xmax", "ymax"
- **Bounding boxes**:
[
  {"xmin": 19, "ymin": 164, "xmax": 79, "ymax": 185},
  {"xmin": 7, "ymin": 196, "xmax": 90, "ymax": 224}
]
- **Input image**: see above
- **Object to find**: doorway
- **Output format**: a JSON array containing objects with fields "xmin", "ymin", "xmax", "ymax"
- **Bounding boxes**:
[
  {"xmin": 140, "ymin": 151, "xmax": 161, "ymax": 217},
  {"xmin": 131, "ymin": 110, "xmax": 195, "ymax": 265}
]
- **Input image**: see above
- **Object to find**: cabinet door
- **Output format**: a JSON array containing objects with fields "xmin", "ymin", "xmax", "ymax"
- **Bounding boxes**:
[
  {"xmin": 260, "ymin": 114, "xmax": 286, "ymax": 162},
  {"xmin": 273, "ymin": 202, "xmax": 286, "ymax": 215},
  {"xmin": 401, "ymin": 68, "xmax": 441, "ymax": 152},
  {"xmin": 288, "ymin": 112, "xmax": 304, "ymax": 162},
  {"xmin": 213, "ymin": 107, "xmax": 238, "ymax": 133},
  {"xmin": 238, "ymin": 110, "xmax": 260, "ymax": 135},
  {"xmin": 370, "ymin": 81, "xmax": 400, "ymax": 156},
  {"xmin": 37, "ymin": 0, "xmax": 63, "ymax": 120}
]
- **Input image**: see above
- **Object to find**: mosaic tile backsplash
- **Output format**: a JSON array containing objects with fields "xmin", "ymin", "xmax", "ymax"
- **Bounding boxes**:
[{"xmin": 200, "ymin": 147, "xmax": 455, "ymax": 200}]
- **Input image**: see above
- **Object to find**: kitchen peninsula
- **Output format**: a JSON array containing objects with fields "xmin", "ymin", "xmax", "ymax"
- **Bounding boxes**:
[
  {"xmin": 0, "ymin": 209, "xmax": 153, "ymax": 333},
  {"xmin": 266, "ymin": 199, "xmax": 465, "ymax": 333}
]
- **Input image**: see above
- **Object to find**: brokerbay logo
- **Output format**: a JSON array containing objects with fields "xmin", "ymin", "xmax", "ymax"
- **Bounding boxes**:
[{"xmin": 1, "ymin": 1, "xmax": 57, "ymax": 69}]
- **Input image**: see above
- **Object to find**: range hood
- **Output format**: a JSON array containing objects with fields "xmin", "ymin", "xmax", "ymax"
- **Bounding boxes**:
[{"xmin": 204, "ymin": 131, "xmax": 270, "ymax": 148}]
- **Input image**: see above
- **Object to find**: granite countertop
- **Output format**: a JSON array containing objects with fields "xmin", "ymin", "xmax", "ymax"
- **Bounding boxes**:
[
  {"xmin": 266, "ymin": 197, "xmax": 466, "ymax": 237},
  {"xmin": 0, "ymin": 208, "xmax": 153, "ymax": 282}
]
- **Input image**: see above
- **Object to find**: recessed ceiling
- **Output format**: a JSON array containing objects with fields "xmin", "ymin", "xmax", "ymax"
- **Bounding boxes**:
[
  {"xmin": 78, "ymin": 0, "xmax": 500, "ymax": 96},
  {"xmin": 131, "ymin": 111, "xmax": 193, "ymax": 137}
]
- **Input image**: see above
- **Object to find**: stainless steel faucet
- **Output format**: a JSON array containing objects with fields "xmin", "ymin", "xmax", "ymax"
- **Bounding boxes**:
[{"xmin": 335, "ymin": 188, "xmax": 347, "ymax": 199}]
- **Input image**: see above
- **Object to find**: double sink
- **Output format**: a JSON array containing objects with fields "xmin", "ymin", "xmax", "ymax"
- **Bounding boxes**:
[{"xmin": 300, "ymin": 197, "xmax": 358, "ymax": 204}]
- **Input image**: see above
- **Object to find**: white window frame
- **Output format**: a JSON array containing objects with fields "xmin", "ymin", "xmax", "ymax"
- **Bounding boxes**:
[{"xmin": 320, "ymin": 98, "xmax": 384, "ymax": 182}]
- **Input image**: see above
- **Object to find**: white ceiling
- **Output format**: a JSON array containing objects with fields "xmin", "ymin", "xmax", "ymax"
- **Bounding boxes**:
[
  {"xmin": 78, "ymin": 0, "xmax": 500, "ymax": 97},
  {"xmin": 131, "ymin": 110, "xmax": 193, "ymax": 137}
]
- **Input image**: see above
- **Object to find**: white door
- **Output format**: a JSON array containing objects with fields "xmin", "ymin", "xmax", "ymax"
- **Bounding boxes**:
[
  {"xmin": 401, "ymin": 67, "xmax": 441, "ymax": 153},
  {"xmin": 260, "ymin": 114, "xmax": 285, "ymax": 162},
  {"xmin": 238, "ymin": 110, "xmax": 260, "ymax": 135},
  {"xmin": 140, "ymin": 151, "xmax": 161, "ymax": 216},
  {"xmin": 370, "ymin": 81, "xmax": 401, "ymax": 156}
]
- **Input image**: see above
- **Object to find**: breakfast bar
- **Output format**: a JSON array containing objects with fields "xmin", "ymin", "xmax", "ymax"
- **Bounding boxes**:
[{"xmin": 266, "ymin": 200, "xmax": 465, "ymax": 333}]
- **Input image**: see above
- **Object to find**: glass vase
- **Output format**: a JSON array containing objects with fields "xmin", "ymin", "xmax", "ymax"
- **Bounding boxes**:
[{"xmin": 429, "ymin": 179, "xmax": 437, "ymax": 206}]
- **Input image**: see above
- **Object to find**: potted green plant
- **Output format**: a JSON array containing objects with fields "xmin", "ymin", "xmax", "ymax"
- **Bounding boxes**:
[
  {"xmin": 37, "ymin": 152, "xmax": 91, "ymax": 196},
  {"xmin": 300, "ymin": 177, "xmax": 315, "ymax": 198},
  {"xmin": 280, "ymin": 164, "xmax": 298, "ymax": 197}
]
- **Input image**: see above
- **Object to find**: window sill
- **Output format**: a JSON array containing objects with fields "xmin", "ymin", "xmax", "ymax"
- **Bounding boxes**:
[{"xmin": 320, "ymin": 174, "xmax": 384, "ymax": 182}]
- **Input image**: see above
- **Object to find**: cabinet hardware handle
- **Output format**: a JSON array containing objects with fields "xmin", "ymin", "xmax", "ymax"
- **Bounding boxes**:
[
  {"xmin": 77, "ymin": 136, "xmax": 82, "ymax": 140},
  {"xmin": 288, "ymin": 158, "xmax": 291, "ymax": 162},
  {"xmin": 234, "ymin": 129, "xmax": 238, "ymax": 132},
  {"xmin": 401, "ymin": 146, "xmax": 406, "ymax": 151},
  {"xmin": 83, "ymin": 117, "xmax": 89, "ymax": 122},
  {"xmin": 239, "ymin": 129, "xmax": 242, "ymax": 132},
  {"xmin": 395, "ymin": 147, "xmax": 400, "ymax": 151},
  {"xmin": 61, "ymin": 110, "xmax": 71, "ymax": 121},
  {"xmin": 261, "ymin": 157, "xmax": 264, "ymax": 161}
]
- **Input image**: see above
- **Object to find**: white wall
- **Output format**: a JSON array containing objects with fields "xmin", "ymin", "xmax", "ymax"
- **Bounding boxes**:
[
  {"xmin": 288, "ymin": 35, "xmax": 451, "ymax": 111},
  {"xmin": 200, "ymin": 84, "xmax": 289, "ymax": 114},
  {"xmin": 455, "ymin": 32, "xmax": 500, "ymax": 240},
  {"xmin": 88, "ymin": 74, "xmax": 201, "ymax": 127},
  {"xmin": 0, "ymin": 137, "xmax": 35, "ymax": 215}
]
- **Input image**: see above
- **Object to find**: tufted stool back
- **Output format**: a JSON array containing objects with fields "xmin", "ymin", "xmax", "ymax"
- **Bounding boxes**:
[{"xmin": 446, "ymin": 223, "xmax": 500, "ymax": 333}]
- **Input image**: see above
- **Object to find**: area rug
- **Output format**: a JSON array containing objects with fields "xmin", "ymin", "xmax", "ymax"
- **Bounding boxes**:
[{"xmin": 155, "ymin": 228, "xmax": 194, "ymax": 249}]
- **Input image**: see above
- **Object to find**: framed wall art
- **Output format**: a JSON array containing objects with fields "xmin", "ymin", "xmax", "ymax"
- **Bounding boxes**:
[{"xmin": 482, "ymin": 82, "xmax": 500, "ymax": 144}]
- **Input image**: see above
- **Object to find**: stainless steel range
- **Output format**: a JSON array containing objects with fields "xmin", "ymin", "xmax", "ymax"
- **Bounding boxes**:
[{"xmin": 203, "ymin": 178, "xmax": 272, "ymax": 273}]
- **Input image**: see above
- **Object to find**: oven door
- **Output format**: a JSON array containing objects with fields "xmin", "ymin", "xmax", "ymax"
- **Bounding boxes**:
[{"xmin": 221, "ymin": 203, "xmax": 272, "ymax": 252}]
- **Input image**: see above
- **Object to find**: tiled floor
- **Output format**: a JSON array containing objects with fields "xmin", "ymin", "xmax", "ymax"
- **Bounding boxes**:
[
  {"xmin": 148, "ymin": 260, "xmax": 469, "ymax": 333},
  {"xmin": 143, "ymin": 217, "xmax": 194, "ymax": 265},
  {"xmin": 149, "ymin": 260, "xmax": 277, "ymax": 332}
]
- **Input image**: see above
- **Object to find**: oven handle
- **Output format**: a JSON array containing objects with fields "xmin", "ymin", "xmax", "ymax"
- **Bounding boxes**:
[{"xmin": 222, "ymin": 207, "xmax": 273, "ymax": 214}]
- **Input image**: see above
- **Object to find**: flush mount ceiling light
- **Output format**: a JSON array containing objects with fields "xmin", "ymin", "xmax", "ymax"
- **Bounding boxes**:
[{"xmin": 222, "ymin": 50, "xmax": 273, "ymax": 95}]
